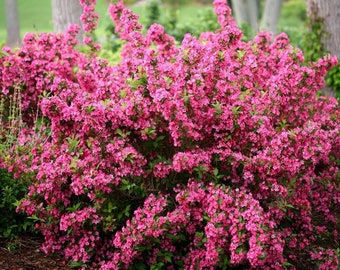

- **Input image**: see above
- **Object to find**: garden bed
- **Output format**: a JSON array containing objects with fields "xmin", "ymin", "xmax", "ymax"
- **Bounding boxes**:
[{"xmin": 0, "ymin": 235, "xmax": 69, "ymax": 270}]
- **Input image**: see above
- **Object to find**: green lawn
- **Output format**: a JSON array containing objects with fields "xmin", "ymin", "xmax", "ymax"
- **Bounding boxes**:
[
  {"xmin": 0, "ymin": 1, "xmax": 215, "ymax": 44},
  {"xmin": 0, "ymin": 0, "xmax": 306, "ymax": 47},
  {"xmin": 0, "ymin": 0, "xmax": 111, "ymax": 43},
  {"xmin": 0, "ymin": 0, "xmax": 53, "ymax": 42}
]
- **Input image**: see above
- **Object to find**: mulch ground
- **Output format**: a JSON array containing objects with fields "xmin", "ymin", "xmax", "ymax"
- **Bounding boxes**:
[{"xmin": 0, "ymin": 235, "xmax": 71, "ymax": 270}]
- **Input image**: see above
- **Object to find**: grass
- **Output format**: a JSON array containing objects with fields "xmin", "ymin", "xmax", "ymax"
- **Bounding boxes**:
[
  {"xmin": 0, "ymin": 0, "xmax": 53, "ymax": 42},
  {"xmin": 0, "ymin": 1, "xmax": 215, "ymax": 45},
  {"xmin": 278, "ymin": 0, "xmax": 307, "ymax": 47},
  {"xmin": 0, "ymin": 0, "xmax": 306, "ymax": 47},
  {"xmin": 0, "ymin": 0, "xmax": 111, "ymax": 43}
]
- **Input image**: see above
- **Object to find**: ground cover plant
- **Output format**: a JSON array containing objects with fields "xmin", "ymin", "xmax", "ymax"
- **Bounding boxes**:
[{"xmin": 0, "ymin": 0, "xmax": 340, "ymax": 269}]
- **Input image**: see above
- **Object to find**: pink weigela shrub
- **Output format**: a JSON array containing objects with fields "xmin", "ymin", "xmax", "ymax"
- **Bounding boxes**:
[{"xmin": 0, "ymin": 0, "xmax": 339, "ymax": 269}]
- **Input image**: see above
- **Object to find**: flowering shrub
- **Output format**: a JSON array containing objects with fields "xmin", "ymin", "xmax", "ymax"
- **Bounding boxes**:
[{"xmin": 0, "ymin": 0, "xmax": 340, "ymax": 269}]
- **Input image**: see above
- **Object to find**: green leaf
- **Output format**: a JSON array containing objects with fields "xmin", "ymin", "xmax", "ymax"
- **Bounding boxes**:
[
  {"xmin": 150, "ymin": 262, "xmax": 164, "ymax": 270},
  {"xmin": 231, "ymin": 106, "xmax": 241, "ymax": 115},
  {"xmin": 101, "ymin": 98, "xmax": 111, "ymax": 107},
  {"xmin": 152, "ymin": 237, "xmax": 161, "ymax": 245},
  {"xmin": 70, "ymin": 261, "xmax": 87, "ymax": 268},
  {"xmin": 285, "ymin": 204, "xmax": 295, "ymax": 209},
  {"xmin": 66, "ymin": 135, "xmax": 80, "ymax": 153},
  {"xmin": 237, "ymin": 50, "xmax": 246, "ymax": 59},
  {"xmin": 120, "ymin": 89, "xmax": 127, "ymax": 98},
  {"xmin": 28, "ymin": 215, "xmax": 43, "ymax": 222},
  {"xmin": 213, "ymin": 168, "xmax": 219, "ymax": 176},
  {"xmin": 85, "ymin": 105, "xmax": 95, "ymax": 113},
  {"xmin": 283, "ymin": 261, "xmax": 294, "ymax": 268},
  {"xmin": 155, "ymin": 135, "xmax": 165, "ymax": 142},
  {"xmin": 70, "ymin": 157, "xmax": 78, "ymax": 171},
  {"xmin": 157, "ymin": 251, "xmax": 173, "ymax": 263},
  {"xmin": 66, "ymin": 202, "xmax": 81, "ymax": 212},
  {"xmin": 218, "ymin": 50, "xmax": 225, "ymax": 60},
  {"xmin": 134, "ymin": 262, "xmax": 147, "ymax": 270},
  {"xmin": 141, "ymin": 127, "xmax": 156, "ymax": 138},
  {"xmin": 213, "ymin": 101, "xmax": 222, "ymax": 115},
  {"xmin": 116, "ymin": 128, "xmax": 130, "ymax": 138},
  {"xmin": 236, "ymin": 246, "xmax": 244, "ymax": 254},
  {"xmin": 116, "ymin": 128, "xmax": 123, "ymax": 137},
  {"xmin": 0, "ymin": 51, "xmax": 9, "ymax": 57}
]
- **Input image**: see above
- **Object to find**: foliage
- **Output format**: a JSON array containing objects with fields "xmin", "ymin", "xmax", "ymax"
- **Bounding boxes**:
[
  {"xmin": 326, "ymin": 66, "xmax": 340, "ymax": 99},
  {"xmin": 145, "ymin": 0, "xmax": 162, "ymax": 30},
  {"xmin": 161, "ymin": 0, "xmax": 190, "ymax": 6},
  {"xmin": 0, "ymin": 0, "xmax": 339, "ymax": 269},
  {"xmin": 0, "ymin": 169, "xmax": 35, "ymax": 239},
  {"xmin": 278, "ymin": 0, "xmax": 306, "ymax": 48},
  {"xmin": 0, "ymin": 87, "xmax": 37, "ymax": 239},
  {"xmin": 115, "ymin": 0, "xmax": 220, "ymax": 43},
  {"xmin": 281, "ymin": 0, "xmax": 307, "ymax": 22},
  {"xmin": 144, "ymin": 1, "xmax": 219, "ymax": 42}
]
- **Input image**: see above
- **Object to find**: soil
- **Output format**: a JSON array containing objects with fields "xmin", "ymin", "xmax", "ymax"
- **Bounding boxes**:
[{"xmin": 0, "ymin": 235, "xmax": 70, "ymax": 270}]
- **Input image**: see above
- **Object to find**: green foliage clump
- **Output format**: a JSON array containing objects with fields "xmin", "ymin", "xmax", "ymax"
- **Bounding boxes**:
[
  {"xmin": 145, "ymin": 0, "xmax": 162, "ymax": 30},
  {"xmin": 102, "ymin": 24, "xmax": 122, "ymax": 53},
  {"xmin": 281, "ymin": 0, "xmax": 307, "ymax": 22},
  {"xmin": 161, "ymin": 0, "xmax": 190, "ymax": 6},
  {"xmin": 278, "ymin": 0, "xmax": 307, "ymax": 47},
  {"xmin": 144, "ymin": 1, "xmax": 219, "ymax": 42},
  {"xmin": 0, "ymin": 169, "xmax": 35, "ymax": 239},
  {"xmin": 326, "ymin": 66, "xmax": 340, "ymax": 99},
  {"xmin": 301, "ymin": 15, "xmax": 326, "ymax": 62},
  {"xmin": 0, "ymin": 88, "xmax": 37, "ymax": 240}
]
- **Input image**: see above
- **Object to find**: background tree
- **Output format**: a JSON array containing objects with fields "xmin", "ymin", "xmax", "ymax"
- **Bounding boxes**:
[
  {"xmin": 5, "ymin": 0, "xmax": 21, "ymax": 47},
  {"xmin": 231, "ymin": 0, "xmax": 283, "ymax": 37},
  {"xmin": 305, "ymin": 0, "xmax": 340, "ymax": 97},
  {"xmin": 231, "ymin": 0, "xmax": 259, "ymax": 33},
  {"xmin": 260, "ymin": 0, "xmax": 283, "ymax": 35},
  {"xmin": 51, "ymin": 0, "xmax": 84, "ymax": 43},
  {"xmin": 306, "ymin": 0, "xmax": 340, "ymax": 59}
]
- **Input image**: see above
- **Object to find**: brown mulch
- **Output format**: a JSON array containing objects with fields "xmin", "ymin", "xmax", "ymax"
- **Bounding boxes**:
[{"xmin": 0, "ymin": 235, "xmax": 71, "ymax": 270}]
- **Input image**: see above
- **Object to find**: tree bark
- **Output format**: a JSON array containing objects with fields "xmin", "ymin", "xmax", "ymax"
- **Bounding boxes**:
[
  {"xmin": 306, "ymin": 0, "xmax": 340, "ymax": 97},
  {"xmin": 231, "ymin": 0, "xmax": 260, "ymax": 34},
  {"xmin": 231, "ymin": 0, "xmax": 251, "ymax": 27},
  {"xmin": 246, "ymin": 0, "xmax": 259, "ymax": 32},
  {"xmin": 260, "ymin": 0, "xmax": 283, "ymax": 35},
  {"xmin": 51, "ymin": 0, "xmax": 84, "ymax": 43},
  {"xmin": 5, "ymin": 0, "xmax": 21, "ymax": 47},
  {"xmin": 306, "ymin": 0, "xmax": 340, "ymax": 59}
]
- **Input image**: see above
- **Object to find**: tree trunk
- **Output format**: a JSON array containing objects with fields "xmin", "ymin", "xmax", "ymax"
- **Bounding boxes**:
[
  {"xmin": 51, "ymin": 0, "xmax": 84, "ymax": 43},
  {"xmin": 306, "ymin": 0, "xmax": 340, "ymax": 97},
  {"xmin": 306, "ymin": 0, "xmax": 340, "ymax": 59},
  {"xmin": 260, "ymin": 0, "xmax": 283, "ymax": 35},
  {"xmin": 246, "ymin": 0, "xmax": 259, "ymax": 32},
  {"xmin": 231, "ymin": 0, "xmax": 251, "ymax": 27},
  {"xmin": 5, "ymin": 0, "xmax": 21, "ymax": 47},
  {"xmin": 231, "ymin": 0, "xmax": 259, "ymax": 33}
]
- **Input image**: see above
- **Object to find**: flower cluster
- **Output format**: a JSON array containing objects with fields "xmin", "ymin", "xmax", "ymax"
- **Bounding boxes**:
[
  {"xmin": 0, "ymin": 0, "xmax": 339, "ymax": 269},
  {"xmin": 103, "ymin": 182, "xmax": 285, "ymax": 269},
  {"xmin": 79, "ymin": 0, "xmax": 100, "ymax": 50}
]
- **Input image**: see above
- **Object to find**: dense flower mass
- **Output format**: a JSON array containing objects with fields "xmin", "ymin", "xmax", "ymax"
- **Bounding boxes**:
[{"xmin": 0, "ymin": 0, "xmax": 339, "ymax": 269}]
